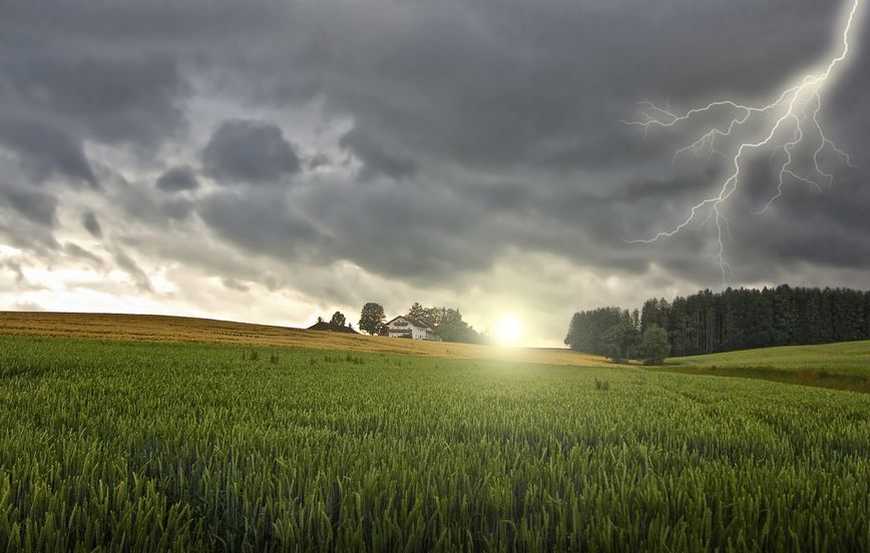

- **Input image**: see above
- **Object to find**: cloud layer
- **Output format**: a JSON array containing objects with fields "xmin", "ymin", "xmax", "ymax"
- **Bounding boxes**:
[{"xmin": 1, "ymin": 0, "xmax": 868, "ymax": 344}]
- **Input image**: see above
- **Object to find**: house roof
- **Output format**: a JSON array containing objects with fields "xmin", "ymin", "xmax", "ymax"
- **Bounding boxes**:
[
  {"xmin": 385, "ymin": 315, "xmax": 434, "ymax": 330},
  {"xmin": 306, "ymin": 321, "xmax": 360, "ymax": 334}
]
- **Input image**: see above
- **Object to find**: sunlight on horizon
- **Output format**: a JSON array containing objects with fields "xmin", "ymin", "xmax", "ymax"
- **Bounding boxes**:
[{"xmin": 493, "ymin": 314, "xmax": 523, "ymax": 347}]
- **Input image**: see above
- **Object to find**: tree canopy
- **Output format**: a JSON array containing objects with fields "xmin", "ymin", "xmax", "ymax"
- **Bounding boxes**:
[
  {"xmin": 405, "ymin": 303, "xmax": 486, "ymax": 344},
  {"xmin": 329, "ymin": 311, "xmax": 347, "ymax": 328},
  {"xmin": 358, "ymin": 303, "xmax": 386, "ymax": 336}
]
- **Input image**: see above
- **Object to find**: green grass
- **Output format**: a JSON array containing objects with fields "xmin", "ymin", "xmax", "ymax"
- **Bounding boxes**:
[
  {"xmin": 1, "ymin": 335, "xmax": 869, "ymax": 552},
  {"xmin": 662, "ymin": 340, "xmax": 870, "ymax": 393},
  {"xmin": 672, "ymin": 340, "xmax": 870, "ymax": 375}
]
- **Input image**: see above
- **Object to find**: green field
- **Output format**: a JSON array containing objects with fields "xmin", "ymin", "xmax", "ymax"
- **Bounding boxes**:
[
  {"xmin": 673, "ymin": 340, "xmax": 870, "ymax": 375},
  {"xmin": 666, "ymin": 340, "xmax": 870, "ymax": 393},
  {"xmin": 1, "ymin": 336, "xmax": 869, "ymax": 552}
]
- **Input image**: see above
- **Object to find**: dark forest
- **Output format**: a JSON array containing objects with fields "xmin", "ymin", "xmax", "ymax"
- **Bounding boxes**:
[{"xmin": 566, "ymin": 285, "xmax": 870, "ymax": 357}]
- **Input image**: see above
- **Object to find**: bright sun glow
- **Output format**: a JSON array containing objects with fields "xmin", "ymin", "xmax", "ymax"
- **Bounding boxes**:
[{"xmin": 493, "ymin": 315, "xmax": 523, "ymax": 347}]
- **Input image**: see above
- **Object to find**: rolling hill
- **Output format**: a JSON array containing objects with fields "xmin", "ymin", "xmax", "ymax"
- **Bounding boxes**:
[
  {"xmin": 0, "ymin": 311, "xmax": 608, "ymax": 368},
  {"xmin": 666, "ymin": 340, "xmax": 870, "ymax": 393}
]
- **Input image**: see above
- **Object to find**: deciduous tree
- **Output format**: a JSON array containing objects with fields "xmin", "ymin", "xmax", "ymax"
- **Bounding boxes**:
[
  {"xmin": 329, "ymin": 311, "xmax": 346, "ymax": 328},
  {"xmin": 359, "ymin": 303, "xmax": 386, "ymax": 336}
]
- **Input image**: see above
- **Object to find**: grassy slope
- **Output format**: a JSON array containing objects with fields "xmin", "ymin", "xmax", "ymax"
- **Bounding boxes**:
[
  {"xmin": 0, "ymin": 335, "xmax": 868, "ymax": 552},
  {"xmin": 664, "ymin": 340, "xmax": 870, "ymax": 393},
  {"xmin": 0, "ymin": 311, "xmax": 610, "ymax": 368}
]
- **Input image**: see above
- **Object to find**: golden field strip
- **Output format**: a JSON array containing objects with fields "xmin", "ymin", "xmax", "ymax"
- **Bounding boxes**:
[{"xmin": 0, "ymin": 311, "xmax": 610, "ymax": 367}]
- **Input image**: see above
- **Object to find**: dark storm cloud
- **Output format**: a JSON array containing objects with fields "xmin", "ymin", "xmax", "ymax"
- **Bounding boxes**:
[
  {"xmin": 309, "ymin": 178, "xmax": 489, "ymax": 280},
  {"xmin": 81, "ymin": 211, "xmax": 102, "ymax": 238},
  {"xmin": 339, "ymin": 127, "xmax": 417, "ymax": 180},
  {"xmin": 243, "ymin": 0, "xmax": 841, "ymax": 172},
  {"xmin": 101, "ymin": 169, "xmax": 195, "ymax": 227},
  {"xmin": 197, "ymin": 190, "xmax": 319, "ymax": 259},
  {"xmin": 156, "ymin": 166, "xmax": 199, "ymax": 193},
  {"xmin": 3, "ymin": 54, "xmax": 188, "ymax": 149},
  {"xmin": 1, "ymin": 0, "xmax": 869, "ymax": 313},
  {"xmin": 202, "ymin": 120, "xmax": 301, "ymax": 185},
  {"xmin": 1, "ymin": 5, "xmax": 192, "ymax": 183},
  {"xmin": 726, "ymin": 169, "xmax": 870, "ymax": 273},
  {"xmin": 0, "ymin": 118, "xmax": 97, "ymax": 186},
  {"xmin": 187, "ymin": 0, "xmax": 864, "ymax": 288}
]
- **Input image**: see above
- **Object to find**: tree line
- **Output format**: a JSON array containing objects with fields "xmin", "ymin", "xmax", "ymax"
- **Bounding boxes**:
[
  {"xmin": 566, "ymin": 285, "xmax": 870, "ymax": 359},
  {"xmin": 563, "ymin": 307, "xmax": 669, "ymax": 364}
]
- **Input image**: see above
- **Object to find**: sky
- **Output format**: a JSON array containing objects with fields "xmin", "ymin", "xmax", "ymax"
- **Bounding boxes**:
[{"xmin": 1, "ymin": 0, "xmax": 869, "ymax": 347}]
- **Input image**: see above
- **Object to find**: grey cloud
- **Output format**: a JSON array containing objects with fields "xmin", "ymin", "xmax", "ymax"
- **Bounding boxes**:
[
  {"xmin": 197, "ymin": 189, "xmax": 320, "ymax": 260},
  {"xmin": 306, "ymin": 152, "xmax": 333, "ymax": 171},
  {"xmin": 82, "ymin": 211, "xmax": 103, "ymax": 238},
  {"xmin": 202, "ymin": 120, "xmax": 300, "ymax": 184},
  {"xmin": 190, "ymin": 172, "xmax": 497, "ymax": 284},
  {"xmin": 0, "ymin": 255, "xmax": 51, "ymax": 292},
  {"xmin": 64, "ymin": 242, "xmax": 106, "ymax": 268},
  {"xmin": 202, "ymin": 0, "xmax": 866, "ymax": 287},
  {"xmin": 108, "ymin": 171, "xmax": 195, "ymax": 226},
  {"xmin": 111, "ymin": 249, "xmax": 153, "ymax": 293},
  {"xmin": 339, "ymin": 127, "xmax": 417, "ymax": 180},
  {"xmin": 162, "ymin": 198, "xmax": 195, "ymax": 221},
  {"xmin": 157, "ymin": 166, "xmax": 199, "ymax": 192},
  {"xmin": 1, "ymin": 259, "xmax": 26, "ymax": 285},
  {"xmin": 2, "ymin": 51, "xmax": 189, "ymax": 151},
  {"xmin": 235, "ymin": 0, "xmax": 838, "ymax": 172},
  {"xmin": 1, "ymin": 186, "xmax": 58, "ymax": 227},
  {"xmin": 0, "ymin": 118, "xmax": 97, "ymax": 186},
  {"xmin": 222, "ymin": 277, "xmax": 250, "ymax": 292},
  {"xmin": 724, "ymin": 170, "xmax": 870, "ymax": 273},
  {"xmin": 0, "ymin": 221, "xmax": 61, "ymax": 254}
]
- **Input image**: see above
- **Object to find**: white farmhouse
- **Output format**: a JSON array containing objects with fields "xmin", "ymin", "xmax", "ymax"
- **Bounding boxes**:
[{"xmin": 384, "ymin": 316, "xmax": 441, "ymax": 341}]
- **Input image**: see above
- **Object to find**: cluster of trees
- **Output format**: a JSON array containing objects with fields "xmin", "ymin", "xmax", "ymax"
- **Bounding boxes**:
[
  {"xmin": 406, "ymin": 303, "xmax": 486, "ymax": 343},
  {"xmin": 357, "ymin": 302, "xmax": 487, "ymax": 344},
  {"xmin": 567, "ymin": 285, "xmax": 870, "ymax": 360},
  {"xmin": 328, "ymin": 311, "xmax": 346, "ymax": 328},
  {"xmin": 564, "ymin": 307, "xmax": 669, "ymax": 364},
  {"xmin": 311, "ymin": 311, "xmax": 358, "ymax": 333}
]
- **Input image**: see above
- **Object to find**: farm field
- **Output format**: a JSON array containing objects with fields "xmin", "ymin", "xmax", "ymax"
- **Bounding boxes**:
[
  {"xmin": 0, "ymin": 311, "xmax": 608, "ymax": 368},
  {"xmin": 4, "ymin": 312, "xmax": 869, "ymax": 393},
  {"xmin": 1, "ymin": 335, "xmax": 869, "ymax": 552},
  {"xmin": 667, "ymin": 340, "xmax": 870, "ymax": 393}
]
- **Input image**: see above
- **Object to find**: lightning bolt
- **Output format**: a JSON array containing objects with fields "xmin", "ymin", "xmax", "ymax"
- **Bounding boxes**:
[{"xmin": 624, "ymin": 0, "xmax": 862, "ymax": 281}]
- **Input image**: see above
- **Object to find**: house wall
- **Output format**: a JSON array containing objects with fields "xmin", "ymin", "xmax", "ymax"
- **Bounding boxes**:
[{"xmin": 386, "ymin": 317, "xmax": 436, "ymax": 340}]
